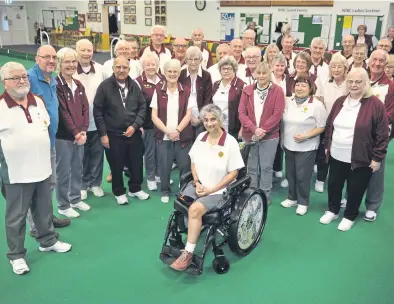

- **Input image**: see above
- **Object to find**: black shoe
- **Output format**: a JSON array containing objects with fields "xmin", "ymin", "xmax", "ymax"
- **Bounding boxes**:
[
  {"xmin": 30, "ymin": 231, "xmax": 59, "ymax": 239},
  {"xmin": 52, "ymin": 215, "xmax": 70, "ymax": 228}
]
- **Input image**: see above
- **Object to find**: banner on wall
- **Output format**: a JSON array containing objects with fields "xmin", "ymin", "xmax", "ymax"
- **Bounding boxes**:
[
  {"xmin": 220, "ymin": 13, "xmax": 235, "ymax": 41},
  {"xmin": 239, "ymin": 13, "xmax": 271, "ymax": 44}
]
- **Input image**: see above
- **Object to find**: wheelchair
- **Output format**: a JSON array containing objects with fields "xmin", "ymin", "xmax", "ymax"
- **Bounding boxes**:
[{"xmin": 159, "ymin": 142, "xmax": 268, "ymax": 275}]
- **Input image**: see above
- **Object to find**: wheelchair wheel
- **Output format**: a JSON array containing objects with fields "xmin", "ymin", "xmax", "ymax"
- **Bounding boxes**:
[{"xmin": 228, "ymin": 188, "xmax": 267, "ymax": 256}]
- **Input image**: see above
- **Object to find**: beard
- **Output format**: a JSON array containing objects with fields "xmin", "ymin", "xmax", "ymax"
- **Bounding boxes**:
[{"xmin": 11, "ymin": 85, "xmax": 30, "ymax": 100}]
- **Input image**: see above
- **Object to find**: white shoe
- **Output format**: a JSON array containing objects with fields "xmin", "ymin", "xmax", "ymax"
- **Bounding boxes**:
[
  {"xmin": 296, "ymin": 205, "xmax": 308, "ymax": 215},
  {"xmin": 338, "ymin": 218, "xmax": 354, "ymax": 231},
  {"xmin": 340, "ymin": 198, "xmax": 347, "ymax": 208},
  {"xmin": 320, "ymin": 211, "xmax": 339, "ymax": 224},
  {"xmin": 71, "ymin": 201, "xmax": 91, "ymax": 211},
  {"xmin": 128, "ymin": 190, "xmax": 150, "ymax": 200},
  {"xmin": 280, "ymin": 179, "xmax": 289, "ymax": 188},
  {"xmin": 161, "ymin": 196, "xmax": 170, "ymax": 203},
  {"xmin": 274, "ymin": 171, "xmax": 283, "ymax": 178},
  {"xmin": 81, "ymin": 190, "xmax": 87, "ymax": 200},
  {"xmin": 58, "ymin": 207, "xmax": 80, "ymax": 218},
  {"xmin": 364, "ymin": 210, "xmax": 377, "ymax": 222},
  {"xmin": 147, "ymin": 180, "xmax": 158, "ymax": 191},
  {"xmin": 90, "ymin": 186, "xmax": 104, "ymax": 197},
  {"xmin": 155, "ymin": 176, "xmax": 174, "ymax": 185},
  {"xmin": 281, "ymin": 199, "xmax": 297, "ymax": 208},
  {"xmin": 10, "ymin": 258, "xmax": 30, "ymax": 275},
  {"xmin": 39, "ymin": 241, "xmax": 72, "ymax": 253},
  {"xmin": 315, "ymin": 181, "xmax": 324, "ymax": 193},
  {"xmin": 115, "ymin": 194, "xmax": 128, "ymax": 205},
  {"xmin": 314, "ymin": 165, "xmax": 318, "ymax": 173}
]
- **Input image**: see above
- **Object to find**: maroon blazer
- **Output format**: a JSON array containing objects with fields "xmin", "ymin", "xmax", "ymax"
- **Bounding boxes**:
[
  {"xmin": 324, "ymin": 94, "xmax": 389, "ymax": 169},
  {"xmin": 286, "ymin": 72, "xmax": 317, "ymax": 97},
  {"xmin": 55, "ymin": 74, "xmax": 89, "ymax": 141},
  {"xmin": 179, "ymin": 68, "xmax": 212, "ymax": 111},
  {"xmin": 212, "ymin": 77, "xmax": 245, "ymax": 138},
  {"xmin": 154, "ymin": 81, "xmax": 193, "ymax": 146},
  {"xmin": 135, "ymin": 72, "xmax": 164, "ymax": 129},
  {"xmin": 239, "ymin": 82, "xmax": 285, "ymax": 142}
]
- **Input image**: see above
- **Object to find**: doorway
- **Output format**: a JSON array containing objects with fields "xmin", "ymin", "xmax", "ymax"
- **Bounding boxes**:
[
  {"xmin": 108, "ymin": 5, "xmax": 121, "ymax": 36},
  {"xmin": 0, "ymin": 5, "xmax": 29, "ymax": 45}
]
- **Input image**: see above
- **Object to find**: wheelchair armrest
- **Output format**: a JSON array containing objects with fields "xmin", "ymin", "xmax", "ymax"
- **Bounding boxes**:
[
  {"xmin": 180, "ymin": 171, "xmax": 193, "ymax": 188},
  {"xmin": 223, "ymin": 176, "xmax": 251, "ymax": 198}
]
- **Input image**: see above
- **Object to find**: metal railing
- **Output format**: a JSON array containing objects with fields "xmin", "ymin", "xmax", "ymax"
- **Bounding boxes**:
[
  {"xmin": 110, "ymin": 37, "xmax": 121, "ymax": 59},
  {"xmin": 40, "ymin": 31, "xmax": 50, "ymax": 45}
]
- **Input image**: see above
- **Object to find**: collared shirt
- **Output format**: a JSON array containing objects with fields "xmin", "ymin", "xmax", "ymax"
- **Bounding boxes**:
[
  {"xmin": 280, "ymin": 51, "xmax": 297, "ymax": 74},
  {"xmin": 282, "ymin": 96, "xmax": 328, "ymax": 152},
  {"xmin": 140, "ymin": 44, "xmax": 172, "ymax": 72},
  {"xmin": 315, "ymin": 78, "xmax": 347, "ymax": 114},
  {"xmin": 27, "ymin": 64, "xmax": 58, "ymax": 149},
  {"xmin": 212, "ymin": 81, "xmax": 231, "ymax": 131},
  {"xmin": 186, "ymin": 66, "xmax": 203, "ymax": 117},
  {"xmin": 309, "ymin": 59, "xmax": 329, "ymax": 84},
  {"xmin": 102, "ymin": 58, "xmax": 142, "ymax": 80},
  {"xmin": 0, "ymin": 93, "xmax": 51, "ymax": 184},
  {"xmin": 189, "ymin": 131, "xmax": 244, "ymax": 195}
]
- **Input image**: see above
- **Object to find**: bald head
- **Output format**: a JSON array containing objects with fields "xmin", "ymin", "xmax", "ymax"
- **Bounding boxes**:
[
  {"xmin": 37, "ymin": 45, "xmax": 56, "ymax": 56},
  {"xmin": 216, "ymin": 44, "xmax": 230, "ymax": 61},
  {"xmin": 369, "ymin": 49, "xmax": 389, "ymax": 76},
  {"xmin": 113, "ymin": 55, "xmax": 129, "ymax": 67},
  {"xmin": 76, "ymin": 39, "xmax": 93, "ymax": 66},
  {"xmin": 173, "ymin": 37, "xmax": 187, "ymax": 45},
  {"xmin": 173, "ymin": 37, "xmax": 188, "ymax": 60}
]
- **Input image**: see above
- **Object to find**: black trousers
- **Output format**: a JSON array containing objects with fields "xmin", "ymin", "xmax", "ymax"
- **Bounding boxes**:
[
  {"xmin": 316, "ymin": 143, "xmax": 329, "ymax": 182},
  {"xmin": 273, "ymin": 143, "xmax": 283, "ymax": 172},
  {"xmin": 328, "ymin": 157, "xmax": 372, "ymax": 221},
  {"xmin": 105, "ymin": 132, "xmax": 144, "ymax": 196}
]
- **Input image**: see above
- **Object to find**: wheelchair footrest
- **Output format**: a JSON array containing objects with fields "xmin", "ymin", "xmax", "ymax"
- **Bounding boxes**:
[{"xmin": 159, "ymin": 245, "xmax": 204, "ymax": 275}]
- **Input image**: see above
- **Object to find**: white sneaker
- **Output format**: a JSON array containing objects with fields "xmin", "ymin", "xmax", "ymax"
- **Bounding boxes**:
[
  {"xmin": 364, "ymin": 210, "xmax": 377, "ymax": 222},
  {"xmin": 280, "ymin": 179, "xmax": 289, "ymax": 188},
  {"xmin": 315, "ymin": 181, "xmax": 324, "ymax": 193},
  {"xmin": 128, "ymin": 190, "xmax": 150, "ymax": 200},
  {"xmin": 10, "ymin": 258, "xmax": 30, "ymax": 275},
  {"xmin": 39, "ymin": 241, "xmax": 72, "ymax": 253},
  {"xmin": 314, "ymin": 165, "xmax": 318, "ymax": 173},
  {"xmin": 71, "ymin": 201, "xmax": 91, "ymax": 211},
  {"xmin": 58, "ymin": 207, "xmax": 80, "ymax": 218},
  {"xmin": 296, "ymin": 205, "xmax": 308, "ymax": 215},
  {"xmin": 320, "ymin": 211, "xmax": 339, "ymax": 224},
  {"xmin": 274, "ymin": 171, "xmax": 283, "ymax": 178},
  {"xmin": 115, "ymin": 194, "xmax": 128, "ymax": 205},
  {"xmin": 90, "ymin": 186, "xmax": 104, "ymax": 197},
  {"xmin": 340, "ymin": 198, "xmax": 347, "ymax": 208},
  {"xmin": 155, "ymin": 176, "xmax": 174, "ymax": 185},
  {"xmin": 161, "ymin": 196, "xmax": 170, "ymax": 203},
  {"xmin": 80, "ymin": 190, "xmax": 87, "ymax": 200},
  {"xmin": 338, "ymin": 218, "xmax": 354, "ymax": 231},
  {"xmin": 281, "ymin": 199, "xmax": 297, "ymax": 208},
  {"xmin": 147, "ymin": 180, "xmax": 157, "ymax": 191}
]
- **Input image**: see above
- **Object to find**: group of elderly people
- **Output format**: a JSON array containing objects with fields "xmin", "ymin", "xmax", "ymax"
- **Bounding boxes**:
[{"xmin": 1, "ymin": 23, "xmax": 394, "ymax": 274}]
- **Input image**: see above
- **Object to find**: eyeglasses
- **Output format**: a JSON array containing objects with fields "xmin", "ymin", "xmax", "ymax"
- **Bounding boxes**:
[
  {"xmin": 38, "ymin": 55, "xmax": 57, "ymax": 61},
  {"xmin": 173, "ymin": 44, "xmax": 187, "ymax": 48},
  {"xmin": 347, "ymin": 80, "xmax": 363, "ymax": 85},
  {"xmin": 187, "ymin": 58, "xmax": 200, "ymax": 63},
  {"xmin": 4, "ymin": 75, "xmax": 28, "ymax": 82},
  {"xmin": 221, "ymin": 67, "xmax": 233, "ymax": 72}
]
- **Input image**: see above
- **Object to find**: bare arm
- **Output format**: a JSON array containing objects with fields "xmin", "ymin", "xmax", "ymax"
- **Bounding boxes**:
[
  {"xmin": 177, "ymin": 108, "xmax": 192, "ymax": 132},
  {"xmin": 151, "ymin": 108, "xmax": 169, "ymax": 135}
]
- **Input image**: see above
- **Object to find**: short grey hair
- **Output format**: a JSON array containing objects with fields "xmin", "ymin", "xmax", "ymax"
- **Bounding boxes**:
[
  {"xmin": 140, "ymin": 51, "xmax": 160, "ymax": 69},
  {"xmin": 114, "ymin": 40, "xmax": 130, "ymax": 56},
  {"xmin": 271, "ymin": 53, "xmax": 286, "ymax": 66},
  {"xmin": 163, "ymin": 59, "xmax": 181, "ymax": 73},
  {"xmin": 217, "ymin": 55, "xmax": 238, "ymax": 73},
  {"xmin": 151, "ymin": 25, "xmax": 166, "ymax": 35},
  {"xmin": 311, "ymin": 37, "xmax": 327, "ymax": 50},
  {"xmin": 199, "ymin": 104, "xmax": 224, "ymax": 125},
  {"xmin": 56, "ymin": 47, "xmax": 77, "ymax": 72},
  {"xmin": 370, "ymin": 49, "xmax": 390, "ymax": 64},
  {"xmin": 346, "ymin": 68, "xmax": 373, "ymax": 98},
  {"xmin": 0, "ymin": 62, "xmax": 26, "ymax": 81},
  {"xmin": 185, "ymin": 46, "xmax": 202, "ymax": 61},
  {"xmin": 76, "ymin": 39, "xmax": 93, "ymax": 51},
  {"xmin": 243, "ymin": 29, "xmax": 256, "ymax": 38}
]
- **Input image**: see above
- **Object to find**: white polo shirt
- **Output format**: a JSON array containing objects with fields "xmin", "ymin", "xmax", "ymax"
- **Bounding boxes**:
[
  {"xmin": 189, "ymin": 131, "xmax": 244, "ymax": 195},
  {"xmin": 212, "ymin": 81, "xmax": 231, "ymax": 131},
  {"xmin": 0, "ymin": 93, "xmax": 51, "ymax": 184},
  {"xmin": 280, "ymin": 51, "xmax": 297, "ymax": 74},
  {"xmin": 315, "ymin": 78, "xmax": 347, "ymax": 114},
  {"xmin": 309, "ymin": 60, "xmax": 329, "ymax": 85},
  {"xmin": 208, "ymin": 63, "xmax": 221, "ymax": 84},
  {"xmin": 282, "ymin": 96, "xmax": 328, "ymax": 152},
  {"xmin": 150, "ymin": 89, "xmax": 195, "ymax": 140},
  {"xmin": 103, "ymin": 58, "xmax": 142, "ymax": 80},
  {"xmin": 201, "ymin": 48, "xmax": 211, "ymax": 70}
]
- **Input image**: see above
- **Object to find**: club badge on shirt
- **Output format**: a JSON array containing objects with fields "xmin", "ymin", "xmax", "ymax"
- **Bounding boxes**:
[{"xmin": 218, "ymin": 151, "xmax": 224, "ymax": 158}]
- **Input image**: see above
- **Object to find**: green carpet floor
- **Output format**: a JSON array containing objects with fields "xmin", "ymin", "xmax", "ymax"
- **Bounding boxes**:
[{"xmin": 0, "ymin": 55, "xmax": 393, "ymax": 304}]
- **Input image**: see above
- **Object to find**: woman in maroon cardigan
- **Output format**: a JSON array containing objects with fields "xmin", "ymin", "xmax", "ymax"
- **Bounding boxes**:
[
  {"xmin": 211, "ymin": 55, "xmax": 245, "ymax": 139},
  {"xmin": 320, "ymin": 68, "xmax": 389, "ymax": 231},
  {"xmin": 239, "ymin": 61, "xmax": 285, "ymax": 205}
]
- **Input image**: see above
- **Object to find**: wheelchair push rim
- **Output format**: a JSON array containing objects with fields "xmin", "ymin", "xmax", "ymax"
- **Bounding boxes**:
[{"xmin": 228, "ymin": 188, "xmax": 267, "ymax": 256}]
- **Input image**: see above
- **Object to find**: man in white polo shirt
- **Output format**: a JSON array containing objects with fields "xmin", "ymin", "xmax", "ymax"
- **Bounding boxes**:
[
  {"xmin": 207, "ymin": 43, "xmax": 231, "ymax": 83},
  {"xmin": 0, "ymin": 62, "xmax": 72, "ymax": 275}
]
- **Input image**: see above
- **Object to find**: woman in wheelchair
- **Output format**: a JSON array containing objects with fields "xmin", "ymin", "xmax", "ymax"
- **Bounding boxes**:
[{"xmin": 170, "ymin": 104, "xmax": 245, "ymax": 271}]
